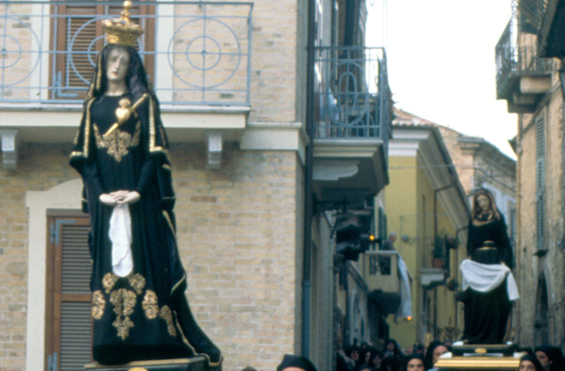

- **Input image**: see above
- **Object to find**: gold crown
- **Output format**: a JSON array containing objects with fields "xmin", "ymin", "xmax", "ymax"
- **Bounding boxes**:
[{"xmin": 102, "ymin": 1, "xmax": 144, "ymax": 47}]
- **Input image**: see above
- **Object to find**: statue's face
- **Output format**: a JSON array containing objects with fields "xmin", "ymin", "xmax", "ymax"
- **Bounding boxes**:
[
  {"xmin": 106, "ymin": 47, "xmax": 130, "ymax": 84},
  {"xmin": 477, "ymin": 194, "xmax": 490, "ymax": 212}
]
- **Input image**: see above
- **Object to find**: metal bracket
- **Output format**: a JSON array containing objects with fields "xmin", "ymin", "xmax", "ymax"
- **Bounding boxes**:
[
  {"xmin": 0, "ymin": 130, "xmax": 18, "ymax": 170},
  {"xmin": 207, "ymin": 131, "xmax": 223, "ymax": 170}
]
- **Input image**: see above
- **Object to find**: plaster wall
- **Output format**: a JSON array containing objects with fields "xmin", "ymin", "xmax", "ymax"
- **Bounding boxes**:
[{"xmin": 385, "ymin": 156, "xmax": 418, "ymax": 349}]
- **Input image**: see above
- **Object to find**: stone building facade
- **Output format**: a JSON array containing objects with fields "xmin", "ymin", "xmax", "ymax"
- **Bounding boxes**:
[{"xmin": 495, "ymin": 0, "xmax": 565, "ymax": 349}]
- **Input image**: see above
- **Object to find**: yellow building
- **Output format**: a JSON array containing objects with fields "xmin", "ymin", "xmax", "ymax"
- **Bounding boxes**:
[{"xmin": 385, "ymin": 125, "xmax": 469, "ymax": 349}]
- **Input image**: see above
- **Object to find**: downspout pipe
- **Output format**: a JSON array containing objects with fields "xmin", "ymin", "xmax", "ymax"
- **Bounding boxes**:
[
  {"xmin": 302, "ymin": 0, "xmax": 316, "ymax": 358},
  {"xmin": 434, "ymin": 173, "xmax": 455, "ymax": 242}
]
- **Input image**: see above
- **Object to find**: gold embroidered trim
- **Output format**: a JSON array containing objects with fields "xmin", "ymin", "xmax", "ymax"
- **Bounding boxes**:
[
  {"xmin": 142, "ymin": 290, "xmax": 159, "ymax": 319},
  {"xmin": 128, "ymin": 273, "xmax": 146, "ymax": 295},
  {"xmin": 159, "ymin": 305, "xmax": 177, "ymax": 337},
  {"xmin": 93, "ymin": 121, "xmax": 141, "ymax": 162},
  {"xmin": 110, "ymin": 288, "xmax": 137, "ymax": 340},
  {"xmin": 148, "ymin": 97, "xmax": 171, "ymax": 162},
  {"xmin": 103, "ymin": 272, "xmax": 119, "ymax": 294},
  {"xmin": 162, "ymin": 210, "xmax": 175, "ymax": 235},
  {"xmin": 92, "ymin": 290, "xmax": 105, "ymax": 320},
  {"xmin": 159, "ymin": 125, "xmax": 167, "ymax": 147},
  {"xmin": 73, "ymin": 130, "xmax": 80, "ymax": 145}
]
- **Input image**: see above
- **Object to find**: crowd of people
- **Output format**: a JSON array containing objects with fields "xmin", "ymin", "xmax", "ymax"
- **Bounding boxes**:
[
  {"xmin": 336, "ymin": 338, "xmax": 449, "ymax": 371},
  {"xmin": 336, "ymin": 339, "xmax": 565, "ymax": 371}
]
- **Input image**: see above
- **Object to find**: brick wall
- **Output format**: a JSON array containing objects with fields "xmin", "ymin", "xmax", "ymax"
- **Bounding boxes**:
[{"xmin": 0, "ymin": 143, "xmax": 301, "ymax": 371}]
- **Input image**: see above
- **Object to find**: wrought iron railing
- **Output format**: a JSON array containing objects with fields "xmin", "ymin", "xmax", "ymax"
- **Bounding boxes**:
[
  {"xmin": 0, "ymin": 1, "xmax": 252, "ymax": 105},
  {"xmin": 314, "ymin": 46, "xmax": 392, "ymax": 143},
  {"xmin": 495, "ymin": 18, "xmax": 553, "ymax": 99}
]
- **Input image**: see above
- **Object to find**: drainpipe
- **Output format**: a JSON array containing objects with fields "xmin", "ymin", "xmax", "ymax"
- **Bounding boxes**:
[
  {"xmin": 302, "ymin": 0, "xmax": 316, "ymax": 358},
  {"xmin": 433, "ymin": 173, "xmax": 455, "ymax": 242},
  {"xmin": 560, "ymin": 64, "xmax": 565, "ymax": 251}
]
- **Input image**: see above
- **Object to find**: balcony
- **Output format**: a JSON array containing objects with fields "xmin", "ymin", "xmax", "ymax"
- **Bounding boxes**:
[
  {"xmin": 496, "ymin": 19, "xmax": 554, "ymax": 113},
  {"xmin": 363, "ymin": 251, "xmax": 409, "ymax": 315},
  {"xmin": 312, "ymin": 47, "xmax": 392, "ymax": 208},
  {"xmin": 0, "ymin": 1, "xmax": 252, "ymax": 150}
]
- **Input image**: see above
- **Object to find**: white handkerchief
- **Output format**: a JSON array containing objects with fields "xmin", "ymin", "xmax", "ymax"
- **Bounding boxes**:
[{"xmin": 109, "ymin": 204, "xmax": 133, "ymax": 277}]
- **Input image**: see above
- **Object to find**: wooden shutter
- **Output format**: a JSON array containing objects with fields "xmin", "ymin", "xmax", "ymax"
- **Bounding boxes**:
[
  {"xmin": 535, "ymin": 116, "xmax": 545, "ymax": 250},
  {"xmin": 45, "ymin": 213, "xmax": 92, "ymax": 371},
  {"xmin": 50, "ymin": 2, "xmax": 155, "ymax": 100}
]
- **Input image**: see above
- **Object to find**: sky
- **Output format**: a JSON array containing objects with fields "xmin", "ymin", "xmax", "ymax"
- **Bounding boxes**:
[{"xmin": 366, "ymin": 0, "xmax": 517, "ymax": 158}]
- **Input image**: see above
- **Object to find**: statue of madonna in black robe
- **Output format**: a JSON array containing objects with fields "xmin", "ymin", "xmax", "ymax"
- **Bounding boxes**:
[
  {"xmin": 460, "ymin": 189, "xmax": 514, "ymax": 344},
  {"xmin": 70, "ymin": 44, "xmax": 221, "ymax": 366}
]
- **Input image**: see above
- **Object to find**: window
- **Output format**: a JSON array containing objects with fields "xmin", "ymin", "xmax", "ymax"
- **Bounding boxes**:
[
  {"xmin": 45, "ymin": 213, "xmax": 92, "ymax": 371},
  {"xmin": 50, "ymin": 2, "xmax": 155, "ymax": 100}
]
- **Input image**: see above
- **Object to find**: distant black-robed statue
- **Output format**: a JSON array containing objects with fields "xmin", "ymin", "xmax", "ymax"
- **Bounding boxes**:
[
  {"xmin": 459, "ymin": 189, "xmax": 519, "ymax": 344},
  {"xmin": 70, "ymin": 2, "xmax": 221, "ymax": 366}
]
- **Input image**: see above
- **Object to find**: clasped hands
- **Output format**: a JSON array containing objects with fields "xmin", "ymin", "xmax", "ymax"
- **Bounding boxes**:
[{"xmin": 99, "ymin": 190, "xmax": 140, "ymax": 206}]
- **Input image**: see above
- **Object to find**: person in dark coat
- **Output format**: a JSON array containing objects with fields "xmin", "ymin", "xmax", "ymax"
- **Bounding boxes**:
[
  {"xmin": 535, "ymin": 345, "xmax": 565, "ymax": 371},
  {"xmin": 423, "ymin": 341, "xmax": 448, "ymax": 371},
  {"xmin": 520, "ymin": 355, "xmax": 544, "ymax": 371}
]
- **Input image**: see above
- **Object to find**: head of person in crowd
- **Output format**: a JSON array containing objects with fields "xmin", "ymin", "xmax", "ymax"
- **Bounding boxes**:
[
  {"xmin": 520, "ymin": 355, "xmax": 544, "ymax": 371},
  {"xmin": 381, "ymin": 356, "xmax": 402, "ymax": 371},
  {"xmin": 384, "ymin": 339, "xmax": 401, "ymax": 357},
  {"xmin": 276, "ymin": 354, "xmax": 317, "ymax": 371},
  {"xmin": 346, "ymin": 346, "xmax": 360, "ymax": 363},
  {"xmin": 423, "ymin": 341, "xmax": 448, "ymax": 371},
  {"xmin": 403, "ymin": 355, "xmax": 425, "ymax": 371},
  {"xmin": 535, "ymin": 345, "xmax": 565, "ymax": 371},
  {"xmin": 358, "ymin": 364, "xmax": 375, "ymax": 371},
  {"xmin": 369, "ymin": 349, "xmax": 383, "ymax": 370}
]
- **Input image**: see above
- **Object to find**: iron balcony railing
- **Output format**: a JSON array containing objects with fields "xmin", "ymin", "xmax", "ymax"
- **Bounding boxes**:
[
  {"xmin": 495, "ymin": 18, "xmax": 553, "ymax": 100},
  {"xmin": 314, "ymin": 46, "xmax": 392, "ymax": 143},
  {"xmin": 0, "ymin": 1, "xmax": 252, "ymax": 105}
]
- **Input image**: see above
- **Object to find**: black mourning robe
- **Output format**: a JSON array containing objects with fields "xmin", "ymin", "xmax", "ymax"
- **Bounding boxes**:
[
  {"xmin": 462, "ymin": 213, "xmax": 513, "ymax": 344},
  {"xmin": 70, "ymin": 93, "xmax": 221, "ymax": 365}
]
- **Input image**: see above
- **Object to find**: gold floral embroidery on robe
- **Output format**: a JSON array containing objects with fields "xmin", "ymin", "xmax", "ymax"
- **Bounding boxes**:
[
  {"xmin": 92, "ymin": 290, "xmax": 105, "ymax": 320},
  {"xmin": 103, "ymin": 272, "xmax": 118, "ymax": 294},
  {"xmin": 142, "ymin": 290, "xmax": 159, "ymax": 319},
  {"xmin": 128, "ymin": 273, "xmax": 146, "ymax": 295},
  {"xmin": 159, "ymin": 305, "xmax": 177, "ymax": 337},
  {"xmin": 95, "ymin": 272, "xmax": 178, "ymax": 340},
  {"xmin": 93, "ymin": 121, "xmax": 141, "ymax": 162},
  {"xmin": 110, "ymin": 288, "xmax": 137, "ymax": 340}
]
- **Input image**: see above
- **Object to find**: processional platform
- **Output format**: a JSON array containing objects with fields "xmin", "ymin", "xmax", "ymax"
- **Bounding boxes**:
[
  {"xmin": 85, "ymin": 356, "xmax": 221, "ymax": 371},
  {"xmin": 435, "ymin": 344, "xmax": 524, "ymax": 370}
]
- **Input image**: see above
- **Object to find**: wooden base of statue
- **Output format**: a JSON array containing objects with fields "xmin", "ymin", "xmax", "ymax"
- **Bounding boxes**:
[
  {"xmin": 434, "ymin": 344, "xmax": 523, "ymax": 370},
  {"xmin": 85, "ymin": 356, "xmax": 221, "ymax": 371}
]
